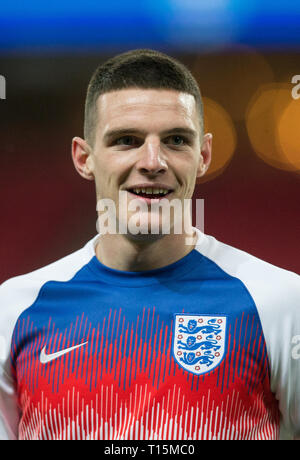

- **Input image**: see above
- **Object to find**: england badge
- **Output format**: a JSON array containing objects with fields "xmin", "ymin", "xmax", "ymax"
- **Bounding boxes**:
[{"xmin": 173, "ymin": 314, "xmax": 227, "ymax": 375}]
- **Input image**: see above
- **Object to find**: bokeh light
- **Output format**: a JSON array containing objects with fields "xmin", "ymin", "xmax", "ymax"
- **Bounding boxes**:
[
  {"xmin": 277, "ymin": 99, "xmax": 300, "ymax": 173},
  {"xmin": 191, "ymin": 47, "xmax": 274, "ymax": 122},
  {"xmin": 198, "ymin": 97, "xmax": 237, "ymax": 183},
  {"xmin": 245, "ymin": 83, "xmax": 300, "ymax": 172}
]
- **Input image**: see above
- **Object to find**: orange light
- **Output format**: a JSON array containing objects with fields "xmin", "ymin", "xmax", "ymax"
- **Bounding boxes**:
[
  {"xmin": 245, "ymin": 83, "xmax": 299, "ymax": 172},
  {"xmin": 277, "ymin": 99, "xmax": 300, "ymax": 172},
  {"xmin": 198, "ymin": 97, "xmax": 236, "ymax": 183},
  {"xmin": 191, "ymin": 47, "xmax": 274, "ymax": 121}
]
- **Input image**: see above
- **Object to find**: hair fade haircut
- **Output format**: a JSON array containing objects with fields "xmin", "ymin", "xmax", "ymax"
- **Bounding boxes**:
[{"xmin": 84, "ymin": 49, "xmax": 204, "ymax": 146}]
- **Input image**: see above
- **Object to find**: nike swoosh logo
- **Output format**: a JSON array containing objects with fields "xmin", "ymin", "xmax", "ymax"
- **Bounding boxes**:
[{"xmin": 40, "ymin": 342, "xmax": 88, "ymax": 364}]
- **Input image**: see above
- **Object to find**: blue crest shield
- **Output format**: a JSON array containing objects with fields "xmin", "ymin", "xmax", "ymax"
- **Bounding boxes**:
[{"xmin": 173, "ymin": 314, "xmax": 227, "ymax": 375}]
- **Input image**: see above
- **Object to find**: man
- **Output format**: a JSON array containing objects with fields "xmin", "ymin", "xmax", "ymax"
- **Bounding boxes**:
[{"xmin": 0, "ymin": 49, "xmax": 299, "ymax": 440}]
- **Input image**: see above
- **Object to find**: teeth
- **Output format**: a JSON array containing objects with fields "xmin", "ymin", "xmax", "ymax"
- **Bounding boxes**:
[{"xmin": 131, "ymin": 187, "xmax": 170, "ymax": 195}]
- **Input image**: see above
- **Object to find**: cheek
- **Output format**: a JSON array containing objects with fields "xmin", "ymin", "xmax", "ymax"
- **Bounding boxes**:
[
  {"xmin": 183, "ymin": 167, "xmax": 198, "ymax": 196},
  {"xmin": 93, "ymin": 157, "xmax": 123, "ymax": 199},
  {"xmin": 175, "ymin": 161, "xmax": 198, "ymax": 186},
  {"xmin": 93, "ymin": 155, "xmax": 112, "ymax": 182}
]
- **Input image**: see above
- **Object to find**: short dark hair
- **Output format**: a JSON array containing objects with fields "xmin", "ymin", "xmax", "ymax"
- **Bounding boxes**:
[{"xmin": 84, "ymin": 49, "xmax": 204, "ymax": 146}]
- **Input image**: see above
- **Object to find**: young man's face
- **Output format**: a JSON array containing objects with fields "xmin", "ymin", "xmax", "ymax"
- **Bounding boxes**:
[{"xmin": 73, "ymin": 88, "xmax": 211, "ymax": 239}]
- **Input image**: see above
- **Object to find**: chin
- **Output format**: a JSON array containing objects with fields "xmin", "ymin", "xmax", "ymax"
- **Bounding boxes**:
[
  {"xmin": 124, "ymin": 231, "xmax": 166, "ymax": 244},
  {"xmin": 122, "ymin": 217, "xmax": 167, "ymax": 242},
  {"xmin": 126, "ymin": 213, "xmax": 177, "ymax": 237}
]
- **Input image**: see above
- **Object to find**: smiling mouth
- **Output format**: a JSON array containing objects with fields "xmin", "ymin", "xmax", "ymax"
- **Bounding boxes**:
[{"xmin": 126, "ymin": 187, "xmax": 173, "ymax": 199}]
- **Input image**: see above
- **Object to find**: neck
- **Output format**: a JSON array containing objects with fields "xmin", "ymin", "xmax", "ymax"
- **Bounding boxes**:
[{"xmin": 95, "ymin": 228, "xmax": 198, "ymax": 272}]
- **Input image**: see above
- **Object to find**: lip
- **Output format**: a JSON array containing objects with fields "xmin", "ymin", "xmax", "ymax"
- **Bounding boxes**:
[
  {"xmin": 125, "ymin": 183, "xmax": 174, "ymax": 191},
  {"xmin": 123, "ymin": 183, "xmax": 175, "ymax": 204},
  {"xmin": 126, "ymin": 190, "xmax": 173, "ymax": 204}
]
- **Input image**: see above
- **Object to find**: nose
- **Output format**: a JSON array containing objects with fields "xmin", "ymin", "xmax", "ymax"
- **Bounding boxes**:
[{"xmin": 136, "ymin": 136, "xmax": 168, "ymax": 175}]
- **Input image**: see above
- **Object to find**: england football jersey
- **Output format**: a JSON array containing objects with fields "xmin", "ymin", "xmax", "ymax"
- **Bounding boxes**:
[{"xmin": 0, "ymin": 228, "xmax": 299, "ymax": 440}]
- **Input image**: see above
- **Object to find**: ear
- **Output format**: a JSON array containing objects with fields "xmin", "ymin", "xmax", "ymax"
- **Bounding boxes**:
[
  {"xmin": 196, "ymin": 133, "xmax": 212, "ymax": 181},
  {"xmin": 71, "ymin": 137, "xmax": 94, "ymax": 181}
]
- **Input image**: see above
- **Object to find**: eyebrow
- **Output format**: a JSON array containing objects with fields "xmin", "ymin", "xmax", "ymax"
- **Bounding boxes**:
[{"xmin": 103, "ymin": 127, "xmax": 198, "ymax": 143}]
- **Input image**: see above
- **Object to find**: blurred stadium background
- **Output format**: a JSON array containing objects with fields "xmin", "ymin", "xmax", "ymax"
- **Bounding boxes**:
[{"xmin": 0, "ymin": 1, "xmax": 299, "ymax": 283}]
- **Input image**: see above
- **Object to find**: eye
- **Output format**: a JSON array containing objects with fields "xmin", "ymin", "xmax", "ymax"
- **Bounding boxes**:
[
  {"xmin": 115, "ymin": 136, "xmax": 139, "ymax": 146},
  {"xmin": 165, "ymin": 135, "xmax": 188, "ymax": 146}
]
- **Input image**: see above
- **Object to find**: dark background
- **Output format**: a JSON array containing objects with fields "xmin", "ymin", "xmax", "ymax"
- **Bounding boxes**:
[{"xmin": 0, "ymin": 4, "xmax": 299, "ymax": 283}]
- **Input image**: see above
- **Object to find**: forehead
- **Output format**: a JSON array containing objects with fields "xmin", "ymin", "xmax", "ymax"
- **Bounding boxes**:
[{"xmin": 96, "ymin": 88, "xmax": 198, "ymax": 132}]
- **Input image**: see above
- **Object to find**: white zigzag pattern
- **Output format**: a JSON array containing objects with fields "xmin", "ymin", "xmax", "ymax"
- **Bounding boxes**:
[{"xmin": 19, "ymin": 385, "xmax": 279, "ymax": 440}]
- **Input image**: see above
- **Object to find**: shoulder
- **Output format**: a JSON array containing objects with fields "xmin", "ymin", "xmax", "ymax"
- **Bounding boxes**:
[
  {"xmin": 0, "ymin": 236, "xmax": 98, "ymax": 358},
  {"xmin": 196, "ymin": 231, "xmax": 300, "ymax": 311},
  {"xmin": 1, "ymin": 235, "xmax": 97, "ymax": 300},
  {"xmin": 196, "ymin": 232, "xmax": 300, "ymax": 422}
]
